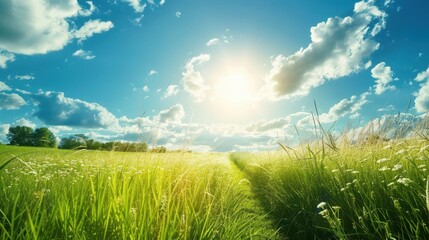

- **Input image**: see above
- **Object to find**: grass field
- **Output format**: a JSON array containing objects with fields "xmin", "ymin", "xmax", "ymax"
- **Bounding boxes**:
[{"xmin": 1, "ymin": 138, "xmax": 429, "ymax": 239}]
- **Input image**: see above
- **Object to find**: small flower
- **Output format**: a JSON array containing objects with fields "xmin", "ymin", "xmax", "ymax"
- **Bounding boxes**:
[
  {"xmin": 397, "ymin": 178, "xmax": 413, "ymax": 186},
  {"xmin": 392, "ymin": 164, "xmax": 403, "ymax": 171},
  {"xmin": 319, "ymin": 209, "xmax": 329, "ymax": 217},
  {"xmin": 379, "ymin": 166, "xmax": 390, "ymax": 171},
  {"xmin": 376, "ymin": 158, "xmax": 390, "ymax": 164},
  {"xmin": 317, "ymin": 202, "xmax": 327, "ymax": 209}
]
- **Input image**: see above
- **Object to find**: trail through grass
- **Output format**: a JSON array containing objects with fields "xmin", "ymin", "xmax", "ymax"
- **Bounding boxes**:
[
  {"xmin": 231, "ymin": 139, "xmax": 429, "ymax": 239},
  {"xmin": 0, "ymin": 146, "xmax": 279, "ymax": 239}
]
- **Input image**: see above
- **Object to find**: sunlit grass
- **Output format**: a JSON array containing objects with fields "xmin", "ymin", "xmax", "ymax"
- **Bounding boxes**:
[
  {"xmin": 231, "ymin": 139, "xmax": 429, "ymax": 239},
  {"xmin": 0, "ymin": 146, "xmax": 279, "ymax": 239}
]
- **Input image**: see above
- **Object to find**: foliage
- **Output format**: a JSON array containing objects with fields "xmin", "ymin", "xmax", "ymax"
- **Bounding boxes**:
[
  {"xmin": 7, "ymin": 126, "xmax": 34, "ymax": 146},
  {"xmin": 32, "ymin": 127, "xmax": 57, "ymax": 147},
  {"xmin": 7, "ymin": 126, "xmax": 56, "ymax": 147},
  {"xmin": 59, "ymin": 134, "xmax": 149, "ymax": 152}
]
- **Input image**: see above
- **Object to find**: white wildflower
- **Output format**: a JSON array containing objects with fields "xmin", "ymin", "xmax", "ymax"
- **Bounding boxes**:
[
  {"xmin": 397, "ymin": 178, "xmax": 412, "ymax": 186},
  {"xmin": 317, "ymin": 202, "xmax": 327, "ymax": 209},
  {"xmin": 392, "ymin": 164, "xmax": 403, "ymax": 171},
  {"xmin": 378, "ymin": 166, "xmax": 390, "ymax": 172},
  {"xmin": 376, "ymin": 158, "xmax": 390, "ymax": 164}
]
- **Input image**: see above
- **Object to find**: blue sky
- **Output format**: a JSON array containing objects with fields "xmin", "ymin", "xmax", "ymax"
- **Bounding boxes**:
[{"xmin": 0, "ymin": 0, "xmax": 429, "ymax": 151}]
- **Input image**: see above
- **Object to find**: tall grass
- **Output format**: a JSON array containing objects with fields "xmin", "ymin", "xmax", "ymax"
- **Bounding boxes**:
[
  {"xmin": 0, "ymin": 146, "xmax": 279, "ymax": 239},
  {"xmin": 231, "ymin": 138, "xmax": 429, "ymax": 239}
]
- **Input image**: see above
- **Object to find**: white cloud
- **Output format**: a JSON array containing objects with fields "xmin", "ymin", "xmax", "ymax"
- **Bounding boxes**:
[
  {"xmin": 123, "ymin": 0, "xmax": 147, "ymax": 13},
  {"xmin": 143, "ymin": 85, "xmax": 150, "ymax": 92},
  {"xmin": 133, "ymin": 15, "xmax": 144, "ymax": 26},
  {"xmin": 318, "ymin": 92, "xmax": 370, "ymax": 123},
  {"xmin": 13, "ymin": 118, "xmax": 36, "ymax": 129},
  {"xmin": 160, "ymin": 0, "xmax": 166, "ymax": 5},
  {"xmin": 0, "ymin": 51, "xmax": 15, "ymax": 68},
  {"xmin": 377, "ymin": 104, "xmax": 395, "ymax": 112},
  {"xmin": 73, "ymin": 19, "xmax": 114, "ymax": 43},
  {"xmin": 246, "ymin": 117, "xmax": 291, "ymax": 132},
  {"xmin": 157, "ymin": 104, "xmax": 185, "ymax": 123},
  {"xmin": 78, "ymin": 1, "xmax": 97, "ymax": 17},
  {"xmin": 148, "ymin": 69, "xmax": 158, "ymax": 76},
  {"xmin": 31, "ymin": 91, "xmax": 119, "ymax": 128},
  {"xmin": 0, "ymin": 0, "xmax": 93, "ymax": 55},
  {"xmin": 415, "ymin": 66, "xmax": 429, "ymax": 113},
  {"xmin": 0, "ymin": 81, "xmax": 11, "ymax": 91},
  {"xmin": 163, "ymin": 85, "xmax": 179, "ymax": 98},
  {"xmin": 0, "ymin": 93, "xmax": 26, "ymax": 110},
  {"xmin": 15, "ymin": 89, "xmax": 31, "ymax": 95},
  {"xmin": 0, "ymin": 124, "xmax": 10, "ymax": 135},
  {"xmin": 371, "ymin": 62, "xmax": 396, "ymax": 95},
  {"xmin": 182, "ymin": 54, "xmax": 210, "ymax": 101},
  {"xmin": 73, "ymin": 49, "xmax": 95, "ymax": 60},
  {"xmin": 415, "ymin": 66, "xmax": 429, "ymax": 82},
  {"xmin": 262, "ymin": 0, "xmax": 385, "ymax": 100},
  {"xmin": 15, "ymin": 75, "xmax": 35, "ymax": 80},
  {"xmin": 206, "ymin": 38, "xmax": 220, "ymax": 47},
  {"xmin": 176, "ymin": 11, "xmax": 182, "ymax": 18}
]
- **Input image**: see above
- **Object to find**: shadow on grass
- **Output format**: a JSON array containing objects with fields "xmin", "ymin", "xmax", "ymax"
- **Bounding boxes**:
[{"xmin": 229, "ymin": 153, "xmax": 335, "ymax": 240}]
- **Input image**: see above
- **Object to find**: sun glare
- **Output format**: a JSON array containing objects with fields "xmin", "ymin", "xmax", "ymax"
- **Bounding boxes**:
[{"xmin": 214, "ymin": 71, "xmax": 254, "ymax": 106}]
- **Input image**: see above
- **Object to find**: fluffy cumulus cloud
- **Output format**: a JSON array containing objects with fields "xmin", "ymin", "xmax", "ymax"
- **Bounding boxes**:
[
  {"xmin": 31, "ymin": 91, "xmax": 119, "ymax": 128},
  {"xmin": 319, "ymin": 92, "xmax": 370, "ymax": 123},
  {"xmin": 73, "ymin": 49, "xmax": 95, "ymax": 60},
  {"xmin": 0, "ymin": 124, "xmax": 10, "ymax": 143},
  {"xmin": 414, "ymin": 66, "xmax": 429, "ymax": 113},
  {"xmin": 371, "ymin": 62, "xmax": 396, "ymax": 95},
  {"xmin": 0, "ymin": 81, "xmax": 11, "ymax": 91},
  {"xmin": 73, "ymin": 19, "xmax": 114, "ymax": 43},
  {"xmin": 263, "ymin": 0, "xmax": 385, "ymax": 100},
  {"xmin": 0, "ymin": 93, "xmax": 26, "ymax": 110},
  {"xmin": 182, "ymin": 54, "xmax": 210, "ymax": 101},
  {"xmin": 415, "ymin": 66, "xmax": 429, "ymax": 82},
  {"xmin": 0, "ymin": 0, "xmax": 95, "ymax": 55},
  {"xmin": 12, "ymin": 118, "xmax": 36, "ymax": 129},
  {"xmin": 163, "ymin": 85, "xmax": 179, "ymax": 98},
  {"xmin": 0, "ymin": 82, "xmax": 26, "ymax": 110},
  {"xmin": 0, "ymin": 124, "xmax": 9, "ymax": 135},
  {"xmin": 0, "ymin": 0, "xmax": 108, "ymax": 69},
  {"xmin": 246, "ymin": 117, "xmax": 291, "ymax": 132},
  {"xmin": 0, "ymin": 51, "xmax": 15, "ymax": 68},
  {"xmin": 157, "ymin": 104, "xmax": 185, "ymax": 123}
]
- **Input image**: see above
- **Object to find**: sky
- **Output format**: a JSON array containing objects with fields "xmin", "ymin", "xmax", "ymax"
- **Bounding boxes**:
[{"xmin": 0, "ymin": 0, "xmax": 429, "ymax": 152}]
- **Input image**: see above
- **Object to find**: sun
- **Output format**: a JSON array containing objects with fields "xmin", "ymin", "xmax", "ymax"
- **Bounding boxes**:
[{"xmin": 213, "ymin": 71, "xmax": 254, "ymax": 106}]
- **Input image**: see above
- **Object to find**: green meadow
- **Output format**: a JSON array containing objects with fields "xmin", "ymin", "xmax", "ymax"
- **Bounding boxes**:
[{"xmin": 1, "ymin": 138, "xmax": 429, "ymax": 239}]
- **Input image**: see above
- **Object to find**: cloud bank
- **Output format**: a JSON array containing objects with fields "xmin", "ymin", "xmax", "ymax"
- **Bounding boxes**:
[
  {"xmin": 31, "ymin": 91, "xmax": 119, "ymax": 128},
  {"xmin": 263, "ymin": 0, "xmax": 386, "ymax": 100}
]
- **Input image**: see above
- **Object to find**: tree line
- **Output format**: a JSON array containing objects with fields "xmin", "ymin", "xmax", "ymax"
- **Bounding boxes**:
[{"xmin": 5, "ymin": 126, "xmax": 167, "ymax": 152}]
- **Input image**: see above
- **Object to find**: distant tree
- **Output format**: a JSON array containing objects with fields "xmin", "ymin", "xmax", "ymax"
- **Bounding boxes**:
[
  {"xmin": 150, "ymin": 146, "xmax": 167, "ymax": 153},
  {"xmin": 365, "ymin": 134, "xmax": 389, "ymax": 145},
  {"xmin": 32, "ymin": 127, "xmax": 57, "ymax": 147},
  {"xmin": 59, "ymin": 135, "xmax": 87, "ymax": 149},
  {"xmin": 7, "ymin": 126, "xmax": 34, "ymax": 146},
  {"xmin": 86, "ymin": 139, "xmax": 102, "ymax": 150}
]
